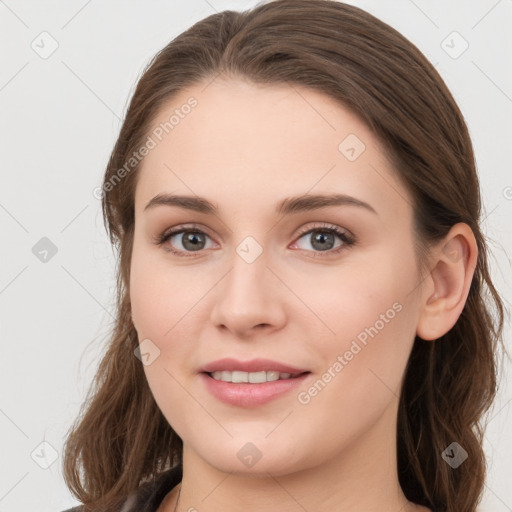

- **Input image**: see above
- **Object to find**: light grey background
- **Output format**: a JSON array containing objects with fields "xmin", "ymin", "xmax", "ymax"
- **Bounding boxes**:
[{"xmin": 1, "ymin": 1, "xmax": 511, "ymax": 511}]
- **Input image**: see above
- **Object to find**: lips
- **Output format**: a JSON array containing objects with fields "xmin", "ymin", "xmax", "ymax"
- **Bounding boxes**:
[
  {"xmin": 200, "ymin": 357, "xmax": 309, "ymax": 376},
  {"xmin": 200, "ymin": 371, "xmax": 311, "ymax": 407},
  {"xmin": 199, "ymin": 357, "xmax": 312, "ymax": 407}
]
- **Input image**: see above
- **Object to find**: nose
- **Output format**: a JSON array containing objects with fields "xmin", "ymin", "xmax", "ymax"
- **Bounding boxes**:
[{"xmin": 210, "ymin": 245, "xmax": 287, "ymax": 339}]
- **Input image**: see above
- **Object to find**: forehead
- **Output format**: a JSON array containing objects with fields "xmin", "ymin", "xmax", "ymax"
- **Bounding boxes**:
[{"xmin": 134, "ymin": 78, "xmax": 410, "ymax": 221}]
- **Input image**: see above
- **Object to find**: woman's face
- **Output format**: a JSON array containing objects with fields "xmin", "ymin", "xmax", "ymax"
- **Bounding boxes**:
[{"xmin": 130, "ymin": 78, "xmax": 425, "ymax": 476}]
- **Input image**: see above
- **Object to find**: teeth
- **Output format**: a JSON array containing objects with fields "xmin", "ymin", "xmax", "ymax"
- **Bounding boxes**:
[{"xmin": 211, "ymin": 370, "xmax": 294, "ymax": 383}]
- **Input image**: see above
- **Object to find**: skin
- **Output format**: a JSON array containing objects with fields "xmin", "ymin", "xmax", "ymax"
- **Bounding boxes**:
[{"xmin": 129, "ymin": 77, "xmax": 477, "ymax": 512}]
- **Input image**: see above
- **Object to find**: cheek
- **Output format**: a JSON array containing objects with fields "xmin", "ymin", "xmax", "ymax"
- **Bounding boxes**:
[
  {"xmin": 129, "ymin": 242, "xmax": 208, "ymax": 396},
  {"xmin": 307, "ymin": 247, "xmax": 419, "ymax": 392},
  {"xmin": 129, "ymin": 244, "xmax": 199, "ymax": 432},
  {"xmin": 293, "ymin": 282, "xmax": 416, "ymax": 449},
  {"xmin": 129, "ymin": 240, "xmax": 189, "ymax": 338}
]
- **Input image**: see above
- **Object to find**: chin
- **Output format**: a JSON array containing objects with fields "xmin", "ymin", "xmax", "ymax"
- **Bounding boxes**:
[{"xmin": 190, "ymin": 436, "xmax": 317, "ymax": 477}]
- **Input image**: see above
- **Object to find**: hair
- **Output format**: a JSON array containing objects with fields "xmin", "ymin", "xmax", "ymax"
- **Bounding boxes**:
[{"xmin": 62, "ymin": 1, "xmax": 505, "ymax": 511}]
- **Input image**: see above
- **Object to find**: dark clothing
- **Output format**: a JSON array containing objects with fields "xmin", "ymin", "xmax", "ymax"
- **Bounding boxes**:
[{"xmin": 61, "ymin": 465, "xmax": 182, "ymax": 512}]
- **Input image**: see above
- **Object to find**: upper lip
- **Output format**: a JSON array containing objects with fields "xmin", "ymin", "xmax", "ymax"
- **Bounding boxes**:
[{"xmin": 200, "ymin": 358, "xmax": 309, "ymax": 375}]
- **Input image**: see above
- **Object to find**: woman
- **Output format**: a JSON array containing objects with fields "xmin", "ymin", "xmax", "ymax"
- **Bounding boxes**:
[{"xmin": 61, "ymin": 1, "xmax": 505, "ymax": 511}]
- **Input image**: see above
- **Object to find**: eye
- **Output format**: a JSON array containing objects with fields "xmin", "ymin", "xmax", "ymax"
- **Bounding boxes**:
[
  {"xmin": 154, "ymin": 224, "xmax": 216, "ymax": 257},
  {"xmin": 290, "ymin": 223, "xmax": 355, "ymax": 257}
]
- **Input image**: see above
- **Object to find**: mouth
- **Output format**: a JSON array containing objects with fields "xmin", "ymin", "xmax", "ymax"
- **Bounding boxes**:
[
  {"xmin": 205, "ymin": 370, "xmax": 309, "ymax": 383},
  {"xmin": 199, "ymin": 358, "xmax": 311, "ymax": 406},
  {"xmin": 200, "ymin": 369, "xmax": 312, "ymax": 407}
]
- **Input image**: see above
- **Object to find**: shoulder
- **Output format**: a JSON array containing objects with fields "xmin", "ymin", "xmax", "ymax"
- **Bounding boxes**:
[{"xmin": 59, "ymin": 465, "xmax": 182, "ymax": 512}]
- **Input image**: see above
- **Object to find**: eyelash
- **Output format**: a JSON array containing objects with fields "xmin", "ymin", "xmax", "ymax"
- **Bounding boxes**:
[{"xmin": 154, "ymin": 222, "xmax": 356, "ymax": 259}]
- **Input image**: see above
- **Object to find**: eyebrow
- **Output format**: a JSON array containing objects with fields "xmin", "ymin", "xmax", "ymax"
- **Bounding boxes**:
[{"xmin": 144, "ymin": 192, "xmax": 377, "ymax": 216}]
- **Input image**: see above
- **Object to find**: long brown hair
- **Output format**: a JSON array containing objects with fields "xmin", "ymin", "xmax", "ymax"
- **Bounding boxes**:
[{"xmin": 62, "ymin": 1, "xmax": 505, "ymax": 511}]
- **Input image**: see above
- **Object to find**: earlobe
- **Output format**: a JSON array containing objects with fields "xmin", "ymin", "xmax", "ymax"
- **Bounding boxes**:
[{"xmin": 416, "ymin": 223, "xmax": 478, "ymax": 341}]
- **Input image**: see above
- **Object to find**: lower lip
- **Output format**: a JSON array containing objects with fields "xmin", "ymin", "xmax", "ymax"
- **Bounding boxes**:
[{"xmin": 200, "ymin": 372, "xmax": 311, "ymax": 407}]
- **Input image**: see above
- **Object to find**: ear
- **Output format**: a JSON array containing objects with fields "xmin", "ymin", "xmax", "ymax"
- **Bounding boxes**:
[{"xmin": 416, "ymin": 223, "xmax": 478, "ymax": 341}]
